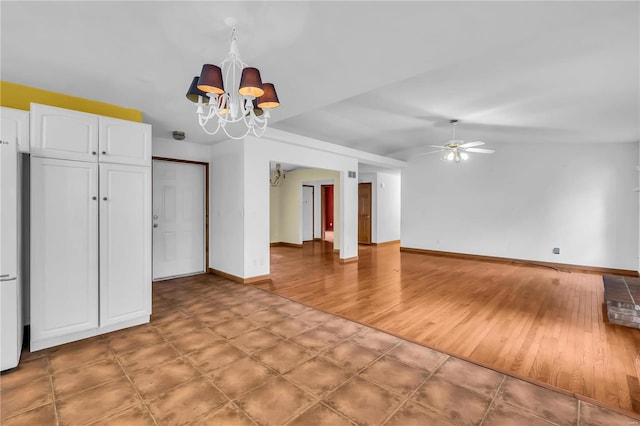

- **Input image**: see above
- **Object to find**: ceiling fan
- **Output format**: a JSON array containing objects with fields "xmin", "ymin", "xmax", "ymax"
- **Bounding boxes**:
[{"xmin": 417, "ymin": 119, "xmax": 495, "ymax": 162}]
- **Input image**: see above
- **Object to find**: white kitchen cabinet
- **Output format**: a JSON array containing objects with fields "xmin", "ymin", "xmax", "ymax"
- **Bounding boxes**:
[
  {"xmin": 99, "ymin": 116, "xmax": 151, "ymax": 166},
  {"xmin": 1, "ymin": 107, "xmax": 30, "ymax": 153},
  {"xmin": 30, "ymin": 103, "xmax": 99, "ymax": 162},
  {"xmin": 99, "ymin": 163, "xmax": 151, "ymax": 328},
  {"xmin": 30, "ymin": 157, "xmax": 99, "ymax": 350},
  {"xmin": 29, "ymin": 104, "xmax": 152, "ymax": 351}
]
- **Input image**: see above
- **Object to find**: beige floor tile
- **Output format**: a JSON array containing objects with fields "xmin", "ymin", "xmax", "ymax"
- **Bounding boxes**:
[
  {"xmin": 49, "ymin": 338, "xmax": 112, "ymax": 372},
  {"xmin": 0, "ymin": 377, "xmax": 53, "ymax": 420},
  {"xmin": 360, "ymin": 355, "xmax": 428, "ymax": 396},
  {"xmin": 192, "ymin": 402, "xmax": 256, "ymax": 426},
  {"xmin": 147, "ymin": 378, "xmax": 227, "ymax": 425},
  {"xmin": 273, "ymin": 302, "xmax": 312, "ymax": 316},
  {"xmin": 324, "ymin": 376, "xmax": 404, "ymax": 425},
  {"xmin": 154, "ymin": 316, "xmax": 205, "ymax": 338},
  {"xmin": 293, "ymin": 309, "xmax": 336, "ymax": 325},
  {"xmin": 56, "ymin": 377, "xmax": 140, "ymax": 425},
  {"xmin": 89, "ymin": 403, "xmax": 156, "ymax": 425},
  {"xmin": 265, "ymin": 318, "xmax": 315, "ymax": 339},
  {"xmin": 350, "ymin": 328, "xmax": 402, "ymax": 353},
  {"xmin": 322, "ymin": 341, "xmax": 380, "ymax": 372},
  {"xmin": 235, "ymin": 377, "xmax": 315, "ymax": 425},
  {"xmin": 208, "ymin": 356, "xmax": 277, "ymax": 399},
  {"xmin": 579, "ymin": 401, "xmax": 639, "ymax": 426},
  {"xmin": 285, "ymin": 357, "xmax": 352, "ymax": 397},
  {"xmin": 1, "ymin": 403, "xmax": 57, "ymax": 426},
  {"xmin": 229, "ymin": 302, "xmax": 268, "ymax": 316},
  {"xmin": 185, "ymin": 341, "xmax": 246, "ymax": 373},
  {"xmin": 289, "ymin": 327, "xmax": 341, "ymax": 352},
  {"xmin": 412, "ymin": 376, "xmax": 492, "ymax": 426},
  {"xmin": 52, "ymin": 357, "xmax": 125, "ymax": 398},
  {"xmin": 433, "ymin": 357, "xmax": 504, "ymax": 398},
  {"xmin": 230, "ymin": 329, "xmax": 283, "ymax": 353},
  {"xmin": 167, "ymin": 327, "xmax": 225, "ymax": 354},
  {"xmin": 0, "ymin": 357, "xmax": 50, "ymax": 391},
  {"xmin": 150, "ymin": 308, "xmax": 189, "ymax": 325},
  {"xmin": 254, "ymin": 340, "xmax": 313, "ymax": 373},
  {"xmin": 384, "ymin": 401, "xmax": 455, "ymax": 426},
  {"xmin": 211, "ymin": 318, "xmax": 258, "ymax": 339},
  {"xmin": 244, "ymin": 309, "xmax": 287, "ymax": 326},
  {"xmin": 496, "ymin": 376, "xmax": 578, "ymax": 426},
  {"xmin": 129, "ymin": 357, "xmax": 199, "ymax": 400},
  {"xmin": 196, "ymin": 308, "xmax": 241, "ymax": 326},
  {"xmin": 319, "ymin": 317, "xmax": 363, "ymax": 338},
  {"xmin": 288, "ymin": 402, "xmax": 355, "ymax": 426},
  {"xmin": 106, "ymin": 326, "xmax": 163, "ymax": 354},
  {"xmin": 482, "ymin": 402, "xmax": 556, "ymax": 426},
  {"xmin": 117, "ymin": 341, "xmax": 180, "ymax": 372},
  {"xmin": 387, "ymin": 341, "xmax": 448, "ymax": 372}
]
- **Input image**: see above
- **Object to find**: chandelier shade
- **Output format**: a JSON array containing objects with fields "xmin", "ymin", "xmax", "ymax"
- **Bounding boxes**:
[
  {"xmin": 257, "ymin": 83, "xmax": 280, "ymax": 109},
  {"xmin": 238, "ymin": 67, "xmax": 264, "ymax": 97},
  {"xmin": 186, "ymin": 76, "xmax": 210, "ymax": 103},
  {"xmin": 188, "ymin": 27, "xmax": 280, "ymax": 140},
  {"xmin": 197, "ymin": 64, "xmax": 225, "ymax": 95}
]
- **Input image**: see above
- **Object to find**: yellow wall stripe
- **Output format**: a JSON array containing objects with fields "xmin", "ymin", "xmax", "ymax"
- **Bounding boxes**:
[{"xmin": 0, "ymin": 81, "xmax": 142, "ymax": 122}]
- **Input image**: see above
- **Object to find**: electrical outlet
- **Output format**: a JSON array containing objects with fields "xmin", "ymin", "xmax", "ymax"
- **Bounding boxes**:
[{"xmin": 553, "ymin": 248, "xmax": 560, "ymax": 254}]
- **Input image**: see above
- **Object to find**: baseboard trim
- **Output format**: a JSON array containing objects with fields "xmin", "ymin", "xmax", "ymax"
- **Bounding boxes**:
[
  {"xmin": 208, "ymin": 268, "xmax": 271, "ymax": 284},
  {"xmin": 372, "ymin": 240, "xmax": 401, "ymax": 246},
  {"xmin": 339, "ymin": 256, "xmax": 358, "ymax": 264},
  {"xmin": 399, "ymin": 247, "xmax": 639, "ymax": 277},
  {"xmin": 270, "ymin": 242, "xmax": 303, "ymax": 248}
]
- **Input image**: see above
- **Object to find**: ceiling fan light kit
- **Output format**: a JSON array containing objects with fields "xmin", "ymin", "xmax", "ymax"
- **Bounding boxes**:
[
  {"xmin": 186, "ymin": 25, "xmax": 280, "ymax": 140},
  {"xmin": 417, "ymin": 119, "xmax": 496, "ymax": 163}
]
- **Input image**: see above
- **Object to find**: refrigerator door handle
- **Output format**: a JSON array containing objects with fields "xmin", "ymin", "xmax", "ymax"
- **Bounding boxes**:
[{"xmin": 0, "ymin": 276, "xmax": 17, "ymax": 282}]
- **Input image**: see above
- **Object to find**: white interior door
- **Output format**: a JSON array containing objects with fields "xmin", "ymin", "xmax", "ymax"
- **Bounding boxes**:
[
  {"xmin": 302, "ymin": 185, "xmax": 314, "ymax": 242},
  {"xmin": 153, "ymin": 160, "xmax": 205, "ymax": 280}
]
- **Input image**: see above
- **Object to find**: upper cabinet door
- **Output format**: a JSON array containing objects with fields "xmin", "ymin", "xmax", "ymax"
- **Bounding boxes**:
[
  {"xmin": 1, "ymin": 107, "xmax": 30, "ymax": 153},
  {"xmin": 30, "ymin": 103, "xmax": 99, "ymax": 162},
  {"xmin": 99, "ymin": 117, "xmax": 151, "ymax": 166}
]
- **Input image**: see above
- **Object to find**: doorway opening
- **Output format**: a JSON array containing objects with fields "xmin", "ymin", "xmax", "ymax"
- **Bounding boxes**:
[
  {"xmin": 321, "ymin": 184, "xmax": 334, "ymax": 242},
  {"xmin": 152, "ymin": 158, "xmax": 209, "ymax": 281},
  {"xmin": 358, "ymin": 182, "xmax": 372, "ymax": 244}
]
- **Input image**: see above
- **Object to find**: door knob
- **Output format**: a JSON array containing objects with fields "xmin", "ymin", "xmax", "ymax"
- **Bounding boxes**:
[
  {"xmin": 92, "ymin": 151, "xmax": 97, "ymax": 155},
  {"xmin": 153, "ymin": 224, "xmax": 158, "ymax": 228},
  {"xmin": 103, "ymin": 197, "xmax": 108, "ymax": 201},
  {"xmin": 102, "ymin": 151, "xmax": 107, "ymax": 155},
  {"xmin": 92, "ymin": 196, "xmax": 97, "ymax": 200}
]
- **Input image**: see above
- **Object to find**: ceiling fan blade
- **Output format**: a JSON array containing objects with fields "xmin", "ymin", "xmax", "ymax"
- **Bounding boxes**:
[
  {"xmin": 459, "ymin": 141, "xmax": 485, "ymax": 148},
  {"xmin": 465, "ymin": 148, "xmax": 495, "ymax": 154},
  {"xmin": 427, "ymin": 145, "xmax": 447, "ymax": 149},
  {"xmin": 414, "ymin": 149, "xmax": 445, "ymax": 157}
]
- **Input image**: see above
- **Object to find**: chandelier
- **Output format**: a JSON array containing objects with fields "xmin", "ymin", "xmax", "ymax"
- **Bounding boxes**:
[
  {"xmin": 270, "ymin": 163, "xmax": 286, "ymax": 187},
  {"xmin": 186, "ymin": 27, "xmax": 280, "ymax": 140}
]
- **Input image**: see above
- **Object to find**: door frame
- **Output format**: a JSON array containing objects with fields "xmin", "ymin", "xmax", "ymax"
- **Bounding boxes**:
[
  {"xmin": 302, "ymin": 184, "xmax": 314, "ymax": 242},
  {"xmin": 152, "ymin": 157, "xmax": 209, "ymax": 273},
  {"xmin": 358, "ymin": 182, "xmax": 372, "ymax": 244},
  {"xmin": 321, "ymin": 184, "xmax": 333, "ymax": 241}
]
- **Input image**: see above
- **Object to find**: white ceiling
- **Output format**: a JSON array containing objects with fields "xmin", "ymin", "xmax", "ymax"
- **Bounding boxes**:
[{"xmin": 2, "ymin": 1, "xmax": 638, "ymax": 160}]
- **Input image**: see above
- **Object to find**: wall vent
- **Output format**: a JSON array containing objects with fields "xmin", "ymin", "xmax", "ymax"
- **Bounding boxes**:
[{"xmin": 348, "ymin": 171, "xmax": 356, "ymax": 178}]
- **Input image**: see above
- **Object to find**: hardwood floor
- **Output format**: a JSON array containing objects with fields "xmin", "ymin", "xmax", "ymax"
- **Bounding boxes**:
[{"xmin": 257, "ymin": 241, "xmax": 640, "ymax": 417}]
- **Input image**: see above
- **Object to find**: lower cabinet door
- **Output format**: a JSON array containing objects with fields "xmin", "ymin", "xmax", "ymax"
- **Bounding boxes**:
[
  {"xmin": 99, "ymin": 163, "xmax": 151, "ymax": 327},
  {"xmin": 30, "ymin": 157, "xmax": 99, "ymax": 349}
]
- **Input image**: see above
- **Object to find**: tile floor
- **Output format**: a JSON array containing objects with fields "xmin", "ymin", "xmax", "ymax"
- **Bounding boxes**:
[{"xmin": 1, "ymin": 274, "xmax": 638, "ymax": 425}]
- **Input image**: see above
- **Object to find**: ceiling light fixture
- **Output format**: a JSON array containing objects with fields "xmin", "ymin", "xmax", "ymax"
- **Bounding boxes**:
[
  {"xmin": 186, "ymin": 25, "xmax": 280, "ymax": 140},
  {"xmin": 270, "ymin": 163, "xmax": 286, "ymax": 187}
]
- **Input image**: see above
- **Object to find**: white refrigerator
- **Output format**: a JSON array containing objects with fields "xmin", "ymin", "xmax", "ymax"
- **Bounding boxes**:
[{"xmin": 1, "ymin": 113, "xmax": 23, "ymax": 371}]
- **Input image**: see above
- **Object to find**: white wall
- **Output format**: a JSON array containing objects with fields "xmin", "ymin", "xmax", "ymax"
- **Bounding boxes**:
[
  {"xmin": 402, "ymin": 141, "xmax": 639, "ymax": 270},
  {"xmin": 358, "ymin": 170, "xmax": 401, "ymax": 243},
  {"xmin": 269, "ymin": 185, "xmax": 281, "ymax": 243},
  {"xmin": 376, "ymin": 171, "xmax": 401, "ymax": 243}
]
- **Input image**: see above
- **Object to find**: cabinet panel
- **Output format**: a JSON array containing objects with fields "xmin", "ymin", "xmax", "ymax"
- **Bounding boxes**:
[
  {"xmin": 99, "ymin": 117, "xmax": 151, "ymax": 166},
  {"xmin": 30, "ymin": 158, "xmax": 99, "ymax": 346},
  {"xmin": 99, "ymin": 163, "xmax": 151, "ymax": 327},
  {"xmin": 1, "ymin": 107, "xmax": 30, "ymax": 153},
  {"xmin": 30, "ymin": 103, "xmax": 98, "ymax": 162}
]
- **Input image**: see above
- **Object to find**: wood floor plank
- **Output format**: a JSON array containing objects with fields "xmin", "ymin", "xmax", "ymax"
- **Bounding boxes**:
[{"xmin": 257, "ymin": 242, "xmax": 640, "ymax": 415}]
